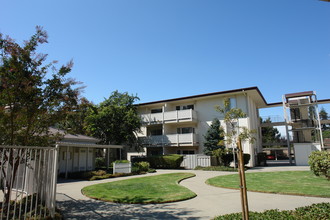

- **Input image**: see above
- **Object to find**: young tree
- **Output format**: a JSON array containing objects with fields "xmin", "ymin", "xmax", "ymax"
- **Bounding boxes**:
[
  {"xmin": 216, "ymin": 98, "xmax": 255, "ymax": 220},
  {"xmin": 0, "ymin": 27, "xmax": 81, "ymax": 209},
  {"xmin": 203, "ymin": 118, "xmax": 225, "ymax": 156},
  {"xmin": 85, "ymin": 91, "xmax": 141, "ymax": 160}
]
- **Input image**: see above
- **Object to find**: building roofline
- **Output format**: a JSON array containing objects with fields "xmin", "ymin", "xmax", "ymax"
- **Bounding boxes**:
[{"xmin": 136, "ymin": 86, "xmax": 268, "ymax": 106}]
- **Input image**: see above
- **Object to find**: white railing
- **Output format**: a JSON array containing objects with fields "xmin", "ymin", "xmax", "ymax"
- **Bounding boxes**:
[
  {"xmin": 141, "ymin": 109, "xmax": 197, "ymax": 124},
  {"xmin": 140, "ymin": 133, "xmax": 198, "ymax": 146},
  {"xmin": 0, "ymin": 145, "xmax": 58, "ymax": 219}
]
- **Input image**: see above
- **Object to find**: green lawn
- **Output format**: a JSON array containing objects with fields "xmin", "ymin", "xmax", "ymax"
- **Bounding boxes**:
[
  {"xmin": 82, "ymin": 173, "xmax": 196, "ymax": 204},
  {"xmin": 206, "ymin": 171, "xmax": 330, "ymax": 197}
]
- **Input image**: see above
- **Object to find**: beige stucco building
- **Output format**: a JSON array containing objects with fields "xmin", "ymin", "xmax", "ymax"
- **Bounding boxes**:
[{"xmin": 129, "ymin": 87, "xmax": 270, "ymax": 167}]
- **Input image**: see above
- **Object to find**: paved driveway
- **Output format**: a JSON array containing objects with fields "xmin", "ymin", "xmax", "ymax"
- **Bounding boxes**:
[{"xmin": 56, "ymin": 166, "xmax": 330, "ymax": 219}]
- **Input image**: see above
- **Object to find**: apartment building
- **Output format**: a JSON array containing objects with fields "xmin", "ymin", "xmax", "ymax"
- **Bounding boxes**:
[{"xmin": 129, "ymin": 87, "xmax": 268, "ymax": 167}]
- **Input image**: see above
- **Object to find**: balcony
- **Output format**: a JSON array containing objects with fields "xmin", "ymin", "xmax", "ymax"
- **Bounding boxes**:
[
  {"xmin": 141, "ymin": 109, "xmax": 197, "ymax": 124},
  {"xmin": 139, "ymin": 133, "xmax": 198, "ymax": 146}
]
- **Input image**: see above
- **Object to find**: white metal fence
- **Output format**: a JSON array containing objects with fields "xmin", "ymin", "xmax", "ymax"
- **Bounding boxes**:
[
  {"xmin": 181, "ymin": 155, "xmax": 211, "ymax": 169},
  {"xmin": 0, "ymin": 145, "xmax": 58, "ymax": 219}
]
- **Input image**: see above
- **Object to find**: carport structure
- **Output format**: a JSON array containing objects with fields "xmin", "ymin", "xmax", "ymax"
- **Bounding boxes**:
[{"xmin": 52, "ymin": 128, "xmax": 123, "ymax": 178}]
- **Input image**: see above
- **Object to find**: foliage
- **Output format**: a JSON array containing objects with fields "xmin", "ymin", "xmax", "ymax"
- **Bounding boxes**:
[
  {"xmin": 207, "ymin": 171, "xmax": 330, "ymax": 197},
  {"xmin": 0, "ymin": 26, "xmax": 81, "ymax": 208},
  {"xmin": 323, "ymin": 130, "xmax": 330, "ymax": 138},
  {"xmin": 319, "ymin": 107, "xmax": 329, "ymax": 131},
  {"xmin": 56, "ymin": 97, "xmax": 92, "ymax": 135},
  {"xmin": 133, "ymin": 161, "xmax": 150, "ymax": 173},
  {"xmin": 95, "ymin": 157, "xmax": 106, "ymax": 168},
  {"xmin": 308, "ymin": 151, "xmax": 330, "ymax": 180},
  {"xmin": 85, "ymin": 91, "xmax": 141, "ymax": 147},
  {"xmin": 213, "ymin": 203, "xmax": 330, "ymax": 220},
  {"xmin": 215, "ymin": 98, "xmax": 256, "ymax": 148},
  {"xmin": 0, "ymin": 26, "xmax": 81, "ymax": 146},
  {"xmin": 203, "ymin": 118, "xmax": 225, "ymax": 155},
  {"xmin": 132, "ymin": 155, "xmax": 183, "ymax": 169},
  {"xmin": 147, "ymin": 154, "xmax": 184, "ymax": 169},
  {"xmin": 82, "ymin": 173, "xmax": 196, "ymax": 204},
  {"xmin": 194, "ymin": 166, "xmax": 239, "ymax": 172},
  {"xmin": 260, "ymin": 117, "xmax": 282, "ymax": 145},
  {"xmin": 212, "ymin": 148, "xmax": 229, "ymax": 166},
  {"xmin": 113, "ymin": 160, "xmax": 130, "ymax": 164}
]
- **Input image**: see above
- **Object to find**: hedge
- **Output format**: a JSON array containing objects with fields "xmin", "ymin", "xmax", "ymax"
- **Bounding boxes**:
[
  {"xmin": 132, "ymin": 154, "xmax": 184, "ymax": 169},
  {"xmin": 213, "ymin": 203, "xmax": 330, "ymax": 220}
]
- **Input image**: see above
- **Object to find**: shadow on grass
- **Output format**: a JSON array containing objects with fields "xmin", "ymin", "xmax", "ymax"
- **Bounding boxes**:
[{"xmin": 56, "ymin": 193, "xmax": 201, "ymax": 220}]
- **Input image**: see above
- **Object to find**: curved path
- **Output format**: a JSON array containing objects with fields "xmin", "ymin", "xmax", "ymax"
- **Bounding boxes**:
[{"xmin": 56, "ymin": 166, "xmax": 330, "ymax": 219}]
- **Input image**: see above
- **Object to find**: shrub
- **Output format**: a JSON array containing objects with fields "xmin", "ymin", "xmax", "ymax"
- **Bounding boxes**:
[
  {"xmin": 308, "ymin": 151, "xmax": 330, "ymax": 180},
  {"xmin": 148, "ymin": 154, "xmax": 184, "ymax": 169},
  {"xmin": 212, "ymin": 148, "xmax": 229, "ymax": 166},
  {"xmin": 194, "ymin": 166, "xmax": 239, "ymax": 172},
  {"xmin": 113, "ymin": 160, "xmax": 130, "ymax": 164},
  {"xmin": 213, "ymin": 203, "xmax": 330, "ymax": 220},
  {"xmin": 95, "ymin": 157, "xmax": 105, "ymax": 168},
  {"xmin": 134, "ymin": 161, "xmax": 150, "ymax": 173}
]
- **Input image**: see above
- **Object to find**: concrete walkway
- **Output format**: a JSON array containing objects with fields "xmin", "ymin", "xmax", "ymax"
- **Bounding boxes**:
[{"xmin": 56, "ymin": 166, "xmax": 330, "ymax": 219}]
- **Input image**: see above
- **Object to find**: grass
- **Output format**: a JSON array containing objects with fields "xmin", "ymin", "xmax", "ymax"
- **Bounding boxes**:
[
  {"xmin": 206, "ymin": 171, "xmax": 330, "ymax": 197},
  {"xmin": 82, "ymin": 173, "xmax": 196, "ymax": 204}
]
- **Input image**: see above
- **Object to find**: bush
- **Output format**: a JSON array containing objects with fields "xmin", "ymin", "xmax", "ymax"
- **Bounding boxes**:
[
  {"xmin": 148, "ymin": 154, "xmax": 184, "ymax": 169},
  {"xmin": 132, "ymin": 154, "xmax": 184, "ymax": 169},
  {"xmin": 213, "ymin": 203, "xmax": 330, "ymax": 220},
  {"xmin": 113, "ymin": 160, "xmax": 130, "ymax": 164},
  {"xmin": 134, "ymin": 161, "xmax": 150, "ymax": 173},
  {"xmin": 194, "ymin": 166, "xmax": 239, "ymax": 172},
  {"xmin": 95, "ymin": 157, "xmax": 105, "ymax": 168},
  {"xmin": 221, "ymin": 153, "xmax": 251, "ymax": 167},
  {"xmin": 308, "ymin": 151, "xmax": 330, "ymax": 180}
]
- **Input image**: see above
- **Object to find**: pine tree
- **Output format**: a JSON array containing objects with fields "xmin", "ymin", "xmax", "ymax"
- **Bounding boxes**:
[{"xmin": 203, "ymin": 118, "xmax": 225, "ymax": 155}]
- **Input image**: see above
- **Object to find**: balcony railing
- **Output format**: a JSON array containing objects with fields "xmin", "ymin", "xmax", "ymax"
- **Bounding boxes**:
[
  {"xmin": 139, "ymin": 133, "xmax": 198, "ymax": 146},
  {"xmin": 141, "ymin": 109, "xmax": 197, "ymax": 124}
]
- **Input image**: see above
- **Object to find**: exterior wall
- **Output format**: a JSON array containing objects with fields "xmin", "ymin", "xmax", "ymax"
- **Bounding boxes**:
[{"xmin": 58, "ymin": 146, "xmax": 95, "ymax": 174}]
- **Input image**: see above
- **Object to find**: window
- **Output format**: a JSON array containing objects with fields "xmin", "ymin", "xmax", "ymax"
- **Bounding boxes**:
[
  {"xmin": 176, "ymin": 105, "xmax": 194, "ymax": 110},
  {"xmin": 177, "ymin": 127, "xmax": 195, "ymax": 134},
  {"xmin": 229, "ymin": 98, "xmax": 236, "ymax": 109},
  {"xmin": 182, "ymin": 150, "xmax": 195, "ymax": 155},
  {"xmin": 183, "ymin": 105, "xmax": 194, "ymax": 110},
  {"xmin": 150, "ymin": 129, "xmax": 162, "ymax": 136},
  {"xmin": 151, "ymin": 108, "xmax": 162, "ymax": 113}
]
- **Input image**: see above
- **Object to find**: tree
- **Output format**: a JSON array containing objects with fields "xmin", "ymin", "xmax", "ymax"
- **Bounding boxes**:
[
  {"xmin": 85, "ymin": 91, "xmax": 141, "ymax": 160},
  {"xmin": 216, "ymin": 98, "xmax": 255, "ymax": 220},
  {"xmin": 0, "ymin": 27, "xmax": 81, "ymax": 210},
  {"xmin": 261, "ymin": 117, "xmax": 282, "ymax": 146},
  {"xmin": 56, "ymin": 97, "xmax": 92, "ymax": 135},
  {"xmin": 319, "ymin": 107, "xmax": 329, "ymax": 131},
  {"xmin": 203, "ymin": 118, "xmax": 225, "ymax": 156}
]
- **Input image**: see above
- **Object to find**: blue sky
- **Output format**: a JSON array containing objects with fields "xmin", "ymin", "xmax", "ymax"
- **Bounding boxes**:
[{"xmin": 1, "ymin": 0, "xmax": 329, "ymax": 116}]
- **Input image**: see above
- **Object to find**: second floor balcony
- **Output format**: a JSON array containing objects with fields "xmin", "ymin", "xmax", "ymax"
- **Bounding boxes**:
[
  {"xmin": 140, "ymin": 109, "xmax": 197, "ymax": 125},
  {"xmin": 139, "ymin": 133, "xmax": 198, "ymax": 147}
]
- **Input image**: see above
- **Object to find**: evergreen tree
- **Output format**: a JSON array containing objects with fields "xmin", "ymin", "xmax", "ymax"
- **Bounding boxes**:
[
  {"xmin": 203, "ymin": 118, "xmax": 225, "ymax": 155},
  {"xmin": 261, "ymin": 117, "xmax": 282, "ymax": 145}
]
